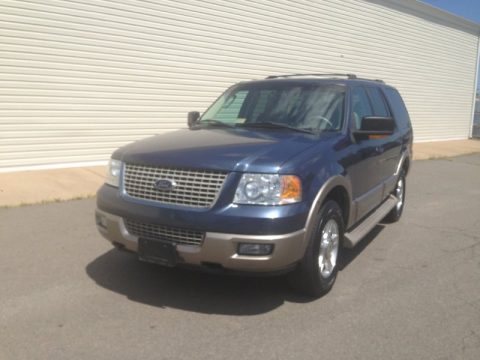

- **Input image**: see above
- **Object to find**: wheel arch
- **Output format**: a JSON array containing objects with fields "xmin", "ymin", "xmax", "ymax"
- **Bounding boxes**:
[
  {"xmin": 402, "ymin": 156, "xmax": 410, "ymax": 175},
  {"xmin": 304, "ymin": 176, "xmax": 353, "ymax": 242},
  {"xmin": 395, "ymin": 150, "xmax": 411, "ymax": 177},
  {"xmin": 323, "ymin": 186, "xmax": 350, "ymax": 227}
]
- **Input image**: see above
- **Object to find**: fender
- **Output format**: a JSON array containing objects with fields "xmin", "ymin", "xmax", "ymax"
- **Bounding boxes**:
[
  {"xmin": 383, "ymin": 149, "xmax": 411, "ymax": 197},
  {"xmin": 302, "ymin": 175, "xmax": 353, "ymax": 252},
  {"xmin": 395, "ymin": 149, "xmax": 411, "ymax": 176}
]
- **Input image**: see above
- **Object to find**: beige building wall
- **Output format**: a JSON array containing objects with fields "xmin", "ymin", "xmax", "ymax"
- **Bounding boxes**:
[{"xmin": 1, "ymin": 0, "xmax": 479, "ymax": 171}]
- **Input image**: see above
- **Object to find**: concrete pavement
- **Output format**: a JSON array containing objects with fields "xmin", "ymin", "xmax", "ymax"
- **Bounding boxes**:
[
  {"xmin": 1, "ymin": 139, "xmax": 480, "ymax": 207},
  {"xmin": 1, "ymin": 154, "xmax": 479, "ymax": 360}
]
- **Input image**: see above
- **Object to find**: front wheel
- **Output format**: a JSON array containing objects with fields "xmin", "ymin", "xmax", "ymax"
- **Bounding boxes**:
[{"xmin": 288, "ymin": 200, "xmax": 344, "ymax": 298}]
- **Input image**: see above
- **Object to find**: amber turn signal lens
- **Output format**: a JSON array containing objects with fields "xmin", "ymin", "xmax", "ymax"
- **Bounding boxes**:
[
  {"xmin": 280, "ymin": 175, "xmax": 302, "ymax": 204},
  {"xmin": 368, "ymin": 134, "xmax": 388, "ymax": 140}
]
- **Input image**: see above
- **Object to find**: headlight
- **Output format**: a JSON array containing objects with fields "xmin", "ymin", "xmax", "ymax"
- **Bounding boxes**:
[
  {"xmin": 234, "ymin": 173, "xmax": 302, "ymax": 205},
  {"xmin": 106, "ymin": 159, "xmax": 122, "ymax": 187}
]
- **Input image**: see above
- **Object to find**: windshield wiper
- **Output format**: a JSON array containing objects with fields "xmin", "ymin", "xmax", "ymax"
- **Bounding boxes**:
[
  {"xmin": 240, "ymin": 121, "xmax": 315, "ymax": 134},
  {"xmin": 195, "ymin": 119, "xmax": 234, "ymax": 127}
]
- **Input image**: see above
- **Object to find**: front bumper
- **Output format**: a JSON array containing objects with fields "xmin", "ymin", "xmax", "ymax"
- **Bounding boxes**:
[{"xmin": 96, "ymin": 209, "xmax": 307, "ymax": 272}]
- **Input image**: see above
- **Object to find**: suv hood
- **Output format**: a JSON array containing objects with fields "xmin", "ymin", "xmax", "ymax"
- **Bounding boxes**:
[{"xmin": 113, "ymin": 128, "xmax": 329, "ymax": 173}]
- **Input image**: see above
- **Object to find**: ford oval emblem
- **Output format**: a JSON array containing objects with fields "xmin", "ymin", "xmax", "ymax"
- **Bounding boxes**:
[{"xmin": 154, "ymin": 179, "xmax": 176, "ymax": 191}]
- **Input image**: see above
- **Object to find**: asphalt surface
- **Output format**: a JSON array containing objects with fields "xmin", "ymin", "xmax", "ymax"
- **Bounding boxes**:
[{"xmin": 1, "ymin": 155, "xmax": 480, "ymax": 360}]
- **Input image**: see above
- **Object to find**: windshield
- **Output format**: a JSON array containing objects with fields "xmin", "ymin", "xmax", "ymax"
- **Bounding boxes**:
[{"xmin": 200, "ymin": 83, "xmax": 346, "ymax": 133}]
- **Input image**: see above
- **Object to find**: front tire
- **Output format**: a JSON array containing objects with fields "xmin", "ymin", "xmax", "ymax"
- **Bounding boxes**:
[{"xmin": 288, "ymin": 200, "xmax": 344, "ymax": 298}]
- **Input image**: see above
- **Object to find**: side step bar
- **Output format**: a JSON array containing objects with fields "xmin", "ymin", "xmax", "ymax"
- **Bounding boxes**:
[{"xmin": 343, "ymin": 195, "xmax": 399, "ymax": 248}]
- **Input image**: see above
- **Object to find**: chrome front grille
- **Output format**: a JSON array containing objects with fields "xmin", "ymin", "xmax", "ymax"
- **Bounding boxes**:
[
  {"xmin": 124, "ymin": 219, "xmax": 204, "ymax": 246},
  {"xmin": 123, "ymin": 164, "xmax": 228, "ymax": 208}
]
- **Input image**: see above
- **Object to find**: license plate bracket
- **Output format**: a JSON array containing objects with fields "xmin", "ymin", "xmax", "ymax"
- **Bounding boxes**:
[{"xmin": 138, "ymin": 238, "xmax": 177, "ymax": 267}]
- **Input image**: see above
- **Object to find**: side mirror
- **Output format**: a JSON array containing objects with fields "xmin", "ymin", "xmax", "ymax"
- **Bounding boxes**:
[
  {"xmin": 187, "ymin": 111, "xmax": 200, "ymax": 128},
  {"xmin": 353, "ymin": 116, "xmax": 394, "ymax": 140}
]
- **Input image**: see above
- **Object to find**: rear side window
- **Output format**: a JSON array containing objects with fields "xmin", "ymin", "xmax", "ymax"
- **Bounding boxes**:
[
  {"xmin": 351, "ymin": 87, "xmax": 373, "ymax": 129},
  {"xmin": 366, "ymin": 87, "xmax": 389, "ymax": 117},
  {"xmin": 384, "ymin": 88, "xmax": 411, "ymax": 129}
]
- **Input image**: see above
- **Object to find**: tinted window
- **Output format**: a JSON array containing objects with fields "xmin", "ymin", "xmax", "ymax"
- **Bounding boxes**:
[
  {"xmin": 384, "ymin": 88, "xmax": 411, "ymax": 129},
  {"xmin": 210, "ymin": 90, "xmax": 248, "ymax": 123},
  {"xmin": 366, "ymin": 87, "xmax": 389, "ymax": 117},
  {"xmin": 351, "ymin": 87, "xmax": 373, "ymax": 129},
  {"xmin": 201, "ymin": 84, "xmax": 346, "ymax": 132},
  {"xmin": 250, "ymin": 90, "xmax": 273, "ymax": 122}
]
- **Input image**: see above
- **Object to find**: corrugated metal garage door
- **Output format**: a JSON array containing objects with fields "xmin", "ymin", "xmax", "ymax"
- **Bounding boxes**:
[{"xmin": 1, "ymin": 0, "xmax": 479, "ymax": 171}]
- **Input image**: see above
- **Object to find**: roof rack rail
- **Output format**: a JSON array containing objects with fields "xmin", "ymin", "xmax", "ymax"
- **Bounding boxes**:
[
  {"xmin": 354, "ymin": 77, "xmax": 385, "ymax": 83},
  {"xmin": 265, "ymin": 73, "xmax": 357, "ymax": 79}
]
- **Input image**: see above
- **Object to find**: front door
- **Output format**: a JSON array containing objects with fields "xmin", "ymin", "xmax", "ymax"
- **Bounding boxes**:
[{"xmin": 347, "ymin": 86, "xmax": 385, "ymax": 222}]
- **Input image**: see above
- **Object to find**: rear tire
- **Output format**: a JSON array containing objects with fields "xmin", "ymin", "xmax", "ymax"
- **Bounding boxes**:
[
  {"xmin": 288, "ymin": 200, "xmax": 344, "ymax": 298},
  {"xmin": 384, "ymin": 170, "xmax": 406, "ymax": 223}
]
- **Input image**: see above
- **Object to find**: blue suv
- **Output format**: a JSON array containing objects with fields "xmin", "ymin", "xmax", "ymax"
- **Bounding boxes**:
[{"xmin": 95, "ymin": 74, "xmax": 412, "ymax": 297}]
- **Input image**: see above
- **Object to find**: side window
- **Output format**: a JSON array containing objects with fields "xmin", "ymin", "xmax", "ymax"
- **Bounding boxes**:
[
  {"xmin": 213, "ymin": 90, "xmax": 248, "ymax": 123},
  {"xmin": 366, "ymin": 87, "xmax": 389, "ymax": 117},
  {"xmin": 384, "ymin": 88, "xmax": 411, "ymax": 129},
  {"xmin": 351, "ymin": 87, "xmax": 373, "ymax": 129}
]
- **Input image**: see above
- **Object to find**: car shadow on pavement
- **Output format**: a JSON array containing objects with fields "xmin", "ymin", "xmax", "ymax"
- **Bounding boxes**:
[
  {"xmin": 86, "ymin": 225, "xmax": 383, "ymax": 315},
  {"xmin": 338, "ymin": 224, "xmax": 385, "ymax": 271},
  {"xmin": 86, "ymin": 250, "xmax": 296, "ymax": 315}
]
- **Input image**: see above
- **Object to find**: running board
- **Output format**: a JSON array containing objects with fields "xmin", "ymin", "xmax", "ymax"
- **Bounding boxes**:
[{"xmin": 343, "ymin": 195, "xmax": 399, "ymax": 248}]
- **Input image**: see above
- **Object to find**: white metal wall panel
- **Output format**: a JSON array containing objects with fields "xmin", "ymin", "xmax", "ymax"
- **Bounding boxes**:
[{"xmin": 0, "ymin": 0, "xmax": 479, "ymax": 171}]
